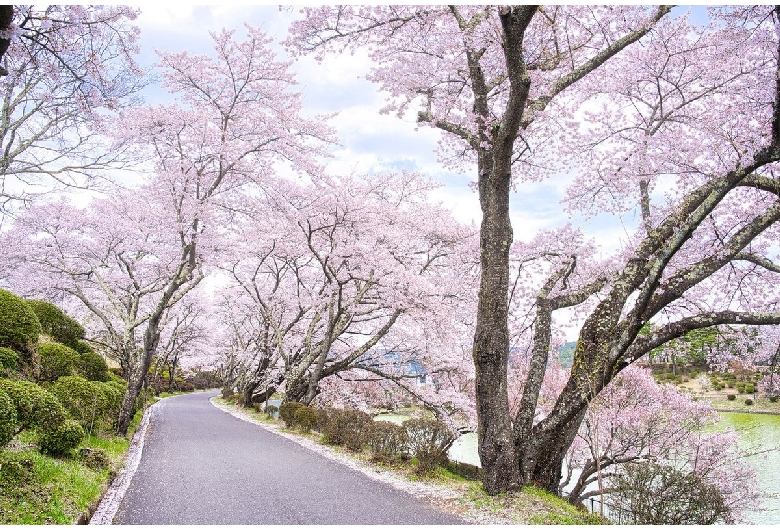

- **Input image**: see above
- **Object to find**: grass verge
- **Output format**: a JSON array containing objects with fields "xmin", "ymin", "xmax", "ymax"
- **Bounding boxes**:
[{"xmin": 0, "ymin": 395, "xmax": 161, "ymax": 524}]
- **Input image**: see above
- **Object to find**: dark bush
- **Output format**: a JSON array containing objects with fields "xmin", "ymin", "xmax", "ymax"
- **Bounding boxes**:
[
  {"xmin": 38, "ymin": 342, "xmax": 80, "ymax": 382},
  {"xmin": 0, "ymin": 378, "xmax": 67, "ymax": 432},
  {"xmin": 321, "ymin": 408, "xmax": 371, "ymax": 451},
  {"xmin": 294, "ymin": 405, "xmax": 318, "ymax": 433},
  {"xmin": 221, "ymin": 387, "xmax": 234, "ymax": 400},
  {"xmin": 79, "ymin": 447, "xmax": 110, "ymax": 471},
  {"xmin": 0, "ymin": 289, "xmax": 41, "ymax": 371},
  {"xmin": 51, "ymin": 376, "xmax": 122, "ymax": 435},
  {"xmin": 76, "ymin": 347, "xmax": 110, "ymax": 382},
  {"xmin": 0, "ymin": 389, "xmax": 17, "ymax": 447},
  {"xmin": 727, "ymin": 394, "xmax": 736, "ymax": 401},
  {"xmin": 316, "ymin": 407, "xmax": 334, "ymax": 432},
  {"xmin": 361, "ymin": 420, "xmax": 409, "ymax": 463},
  {"xmin": 745, "ymin": 398, "xmax": 754, "ymax": 406},
  {"xmin": 610, "ymin": 461, "xmax": 731, "ymax": 524},
  {"xmin": 403, "ymin": 418, "xmax": 455, "ymax": 473},
  {"xmin": 265, "ymin": 404, "xmax": 279, "ymax": 418},
  {"xmin": 279, "ymin": 401, "xmax": 305, "ymax": 428},
  {"xmin": 0, "ymin": 347, "xmax": 18, "ymax": 376},
  {"xmin": 38, "ymin": 418, "xmax": 84, "ymax": 456},
  {"xmin": 26, "ymin": 299, "xmax": 84, "ymax": 349}
]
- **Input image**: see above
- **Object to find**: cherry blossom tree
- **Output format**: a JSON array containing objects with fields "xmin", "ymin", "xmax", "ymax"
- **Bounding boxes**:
[
  {"xmin": 288, "ymin": 6, "xmax": 780, "ymax": 495},
  {"xmin": 0, "ymin": 5, "xmax": 144, "ymax": 213},
  {"xmin": 218, "ymin": 171, "xmax": 477, "ymax": 418}
]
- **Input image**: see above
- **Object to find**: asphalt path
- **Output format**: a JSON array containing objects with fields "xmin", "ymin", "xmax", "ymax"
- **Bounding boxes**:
[{"xmin": 113, "ymin": 391, "xmax": 465, "ymax": 524}]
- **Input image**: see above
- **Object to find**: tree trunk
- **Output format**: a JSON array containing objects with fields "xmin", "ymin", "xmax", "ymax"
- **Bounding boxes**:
[
  {"xmin": 116, "ymin": 362, "xmax": 146, "ymax": 435},
  {"xmin": 472, "ymin": 153, "xmax": 521, "ymax": 494}
]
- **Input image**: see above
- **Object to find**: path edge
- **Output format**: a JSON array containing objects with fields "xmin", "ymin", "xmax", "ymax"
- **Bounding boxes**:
[{"xmin": 88, "ymin": 401, "xmax": 160, "ymax": 525}]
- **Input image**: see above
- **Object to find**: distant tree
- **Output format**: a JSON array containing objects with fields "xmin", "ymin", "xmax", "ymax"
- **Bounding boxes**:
[{"xmin": 220, "ymin": 172, "xmax": 474, "ymax": 411}]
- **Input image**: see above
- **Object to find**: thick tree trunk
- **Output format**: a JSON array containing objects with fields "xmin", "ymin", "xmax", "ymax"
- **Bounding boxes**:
[{"xmin": 472, "ymin": 154, "xmax": 521, "ymax": 494}]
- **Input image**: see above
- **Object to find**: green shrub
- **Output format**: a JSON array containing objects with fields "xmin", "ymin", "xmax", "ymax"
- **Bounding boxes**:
[
  {"xmin": 745, "ymin": 398, "xmax": 754, "ymax": 406},
  {"xmin": 76, "ymin": 348, "xmax": 110, "ymax": 382},
  {"xmin": 745, "ymin": 384, "xmax": 755, "ymax": 394},
  {"xmin": 0, "ymin": 389, "xmax": 17, "ymax": 447},
  {"xmin": 727, "ymin": 394, "xmax": 736, "ymax": 401},
  {"xmin": 0, "ymin": 289, "xmax": 41, "ymax": 366},
  {"xmin": 38, "ymin": 418, "xmax": 84, "ymax": 456},
  {"xmin": 403, "ymin": 418, "xmax": 455, "ymax": 473},
  {"xmin": 294, "ymin": 405, "xmax": 318, "ymax": 433},
  {"xmin": 26, "ymin": 299, "xmax": 84, "ymax": 349},
  {"xmin": 279, "ymin": 401, "xmax": 305, "ymax": 428},
  {"xmin": 78, "ymin": 447, "xmax": 110, "ymax": 471},
  {"xmin": 38, "ymin": 342, "xmax": 80, "ymax": 382},
  {"xmin": 770, "ymin": 396, "xmax": 778, "ymax": 403},
  {"xmin": 361, "ymin": 420, "xmax": 409, "ymax": 463},
  {"xmin": 51, "ymin": 376, "xmax": 122, "ymax": 435},
  {"xmin": 0, "ymin": 379, "xmax": 67, "ymax": 432},
  {"xmin": 321, "ymin": 408, "xmax": 371, "ymax": 451},
  {"xmin": 0, "ymin": 347, "xmax": 18, "ymax": 375},
  {"xmin": 265, "ymin": 404, "xmax": 279, "ymax": 418}
]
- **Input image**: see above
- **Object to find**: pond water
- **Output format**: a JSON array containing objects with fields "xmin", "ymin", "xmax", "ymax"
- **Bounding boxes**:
[{"xmin": 717, "ymin": 412, "xmax": 780, "ymax": 525}]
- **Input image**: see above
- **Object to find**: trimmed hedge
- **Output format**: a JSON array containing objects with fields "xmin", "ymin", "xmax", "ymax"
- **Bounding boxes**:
[
  {"xmin": 0, "ymin": 389, "xmax": 17, "ymax": 448},
  {"xmin": 320, "ymin": 408, "xmax": 371, "ymax": 451},
  {"xmin": 0, "ymin": 379, "xmax": 67, "ymax": 432},
  {"xmin": 38, "ymin": 342, "xmax": 80, "ymax": 382},
  {"xmin": 403, "ymin": 418, "xmax": 455, "ymax": 473},
  {"xmin": 26, "ymin": 299, "xmax": 84, "ymax": 349},
  {"xmin": 361, "ymin": 420, "xmax": 409, "ymax": 463},
  {"xmin": 279, "ymin": 401, "xmax": 305, "ymax": 428},
  {"xmin": 38, "ymin": 418, "xmax": 84, "ymax": 456},
  {"xmin": 294, "ymin": 406, "xmax": 318, "ymax": 433},
  {"xmin": 50, "ymin": 376, "xmax": 123, "ymax": 435},
  {"xmin": 0, "ymin": 288, "xmax": 41, "ymax": 361},
  {"xmin": 76, "ymin": 347, "xmax": 110, "ymax": 382},
  {"xmin": 0, "ymin": 347, "xmax": 18, "ymax": 376}
]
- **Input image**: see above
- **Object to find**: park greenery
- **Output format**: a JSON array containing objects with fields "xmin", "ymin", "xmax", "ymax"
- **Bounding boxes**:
[{"xmin": 1, "ymin": 4, "xmax": 780, "ymax": 525}]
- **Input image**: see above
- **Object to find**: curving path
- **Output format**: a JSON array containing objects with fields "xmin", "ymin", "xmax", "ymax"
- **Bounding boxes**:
[{"xmin": 110, "ymin": 391, "xmax": 465, "ymax": 525}]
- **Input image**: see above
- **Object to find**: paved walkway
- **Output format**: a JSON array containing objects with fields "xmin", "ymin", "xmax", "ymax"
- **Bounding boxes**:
[{"xmin": 112, "ymin": 391, "xmax": 465, "ymax": 524}]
